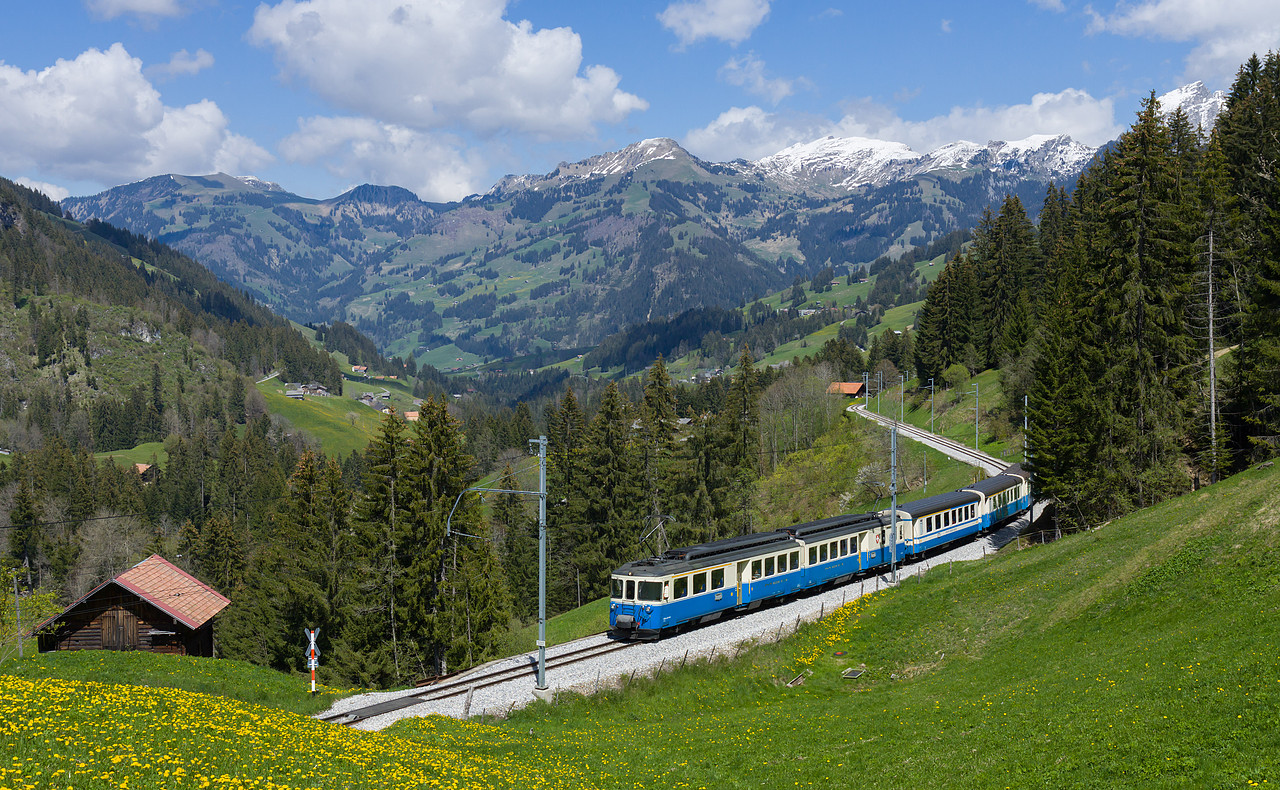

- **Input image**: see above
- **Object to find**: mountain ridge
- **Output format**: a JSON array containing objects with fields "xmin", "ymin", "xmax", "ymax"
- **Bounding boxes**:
[{"xmin": 58, "ymin": 82, "xmax": 1222, "ymax": 370}]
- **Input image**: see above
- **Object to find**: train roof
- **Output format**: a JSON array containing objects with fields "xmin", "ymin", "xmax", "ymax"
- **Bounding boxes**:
[
  {"xmin": 889, "ymin": 489, "xmax": 981, "ymax": 518},
  {"xmin": 964, "ymin": 474, "xmax": 1021, "ymax": 496},
  {"xmin": 613, "ymin": 530, "xmax": 795, "ymax": 578},
  {"xmin": 785, "ymin": 512, "xmax": 885, "ymax": 541},
  {"xmin": 1001, "ymin": 462, "xmax": 1029, "ymax": 481}
]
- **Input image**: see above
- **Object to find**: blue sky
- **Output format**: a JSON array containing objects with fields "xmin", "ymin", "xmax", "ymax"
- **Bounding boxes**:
[{"xmin": 1, "ymin": 0, "xmax": 1275, "ymax": 202}]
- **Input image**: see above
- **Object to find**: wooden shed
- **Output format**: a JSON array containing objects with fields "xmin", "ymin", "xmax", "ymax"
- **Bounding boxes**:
[{"xmin": 35, "ymin": 554, "xmax": 230, "ymax": 657}]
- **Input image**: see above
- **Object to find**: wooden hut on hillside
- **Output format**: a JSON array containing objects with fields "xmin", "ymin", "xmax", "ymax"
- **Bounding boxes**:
[{"xmin": 34, "ymin": 554, "xmax": 230, "ymax": 657}]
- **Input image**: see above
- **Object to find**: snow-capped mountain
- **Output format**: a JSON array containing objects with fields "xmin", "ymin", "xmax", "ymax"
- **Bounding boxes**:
[
  {"xmin": 233, "ymin": 175, "xmax": 284, "ymax": 192},
  {"xmin": 491, "ymin": 138, "xmax": 698, "ymax": 195},
  {"xmin": 751, "ymin": 132, "xmax": 1097, "ymax": 192},
  {"xmin": 1157, "ymin": 81, "xmax": 1226, "ymax": 131}
]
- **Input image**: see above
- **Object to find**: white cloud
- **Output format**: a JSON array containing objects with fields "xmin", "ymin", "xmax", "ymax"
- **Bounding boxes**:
[
  {"xmin": 1029, "ymin": 0, "xmax": 1065, "ymax": 10},
  {"xmin": 0, "ymin": 44, "xmax": 271, "ymax": 187},
  {"xmin": 659, "ymin": 0, "xmax": 771, "ymax": 46},
  {"xmin": 85, "ymin": 0, "xmax": 186, "ymax": 19},
  {"xmin": 280, "ymin": 116, "xmax": 485, "ymax": 202},
  {"xmin": 146, "ymin": 48, "xmax": 214, "ymax": 80},
  {"xmin": 14, "ymin": 178, "xmax": 70, "ymax": 202},
  {"xmin": 248, "ymin": 0, "xmax": 647, "ymax": 139},
  {"xmin": 683, "ymin": 88, "xmax": 1123, "ymax": 161},
  {"xmin": 941, "ymin": 19, "xmax": 952, "ymax": 33},
  {"xmin": 1086, "ymin": 0, "xmax": 1280, "ymax": 84},
  {"xmin": 684, "ymin": 106, "xmax": 835, "ymax": 161},
  {"xmin": 718, "ymin": 53, "xmax": 795, "ymax": 104}
]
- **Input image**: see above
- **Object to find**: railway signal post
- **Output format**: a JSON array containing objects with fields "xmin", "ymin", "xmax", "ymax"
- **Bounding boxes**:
[{"xmin": 304, "ymin": 628, "xmax": 320, "ymax": 694}]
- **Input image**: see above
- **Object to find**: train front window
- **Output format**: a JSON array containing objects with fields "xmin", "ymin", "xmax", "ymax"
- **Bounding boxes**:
[
  {"xmin": 626, "ymin": 579, "xmax": 635, "ymax": 600},
  {"xmin": 674, "ymin": 576, "xmax": 688, "ymax": 599},
  {"xmin": 711, "ymin": 568, "xmax": 725, "ymax": 589},
  {"xmin": 638, "ymin": 581, "xmax": 663, "ymax": 602},
  {"xmin": 612, "ymin": 578, "xmax": 623, "ymax": 599},
  {"xmin": 693, "ymin": 572, "xmax": 707, "ymax": 594}
]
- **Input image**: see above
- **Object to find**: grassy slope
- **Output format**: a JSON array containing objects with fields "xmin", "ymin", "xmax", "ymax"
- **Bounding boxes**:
[
  {"xmin": 483, "ymin": 461, "xmax": 1280, "ymax": 788},
  {"xmin": 0, "ymin": 651, "xmax": 346, "ymax": 715},
  {"xmin": 4, "ymin": 465, "xmax": 1275, "ymax": 787}
]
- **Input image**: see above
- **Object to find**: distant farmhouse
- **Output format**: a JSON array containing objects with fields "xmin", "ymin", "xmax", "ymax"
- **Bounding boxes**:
[
  {"xmin": 827, "ymin": 382, "xmax": 866, "ymax": 397},
  {"xmin": 35, "ymin": 555, "xmax": 230, "ymax": 657}
]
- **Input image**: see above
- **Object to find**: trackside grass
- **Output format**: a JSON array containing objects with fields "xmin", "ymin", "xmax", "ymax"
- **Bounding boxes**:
[
  {"xmin": 0, "ymin": 651, "xmax": 346, "ymax": 716},
  {"xmin": 3, "ymin": 462, "xmax": 1277, "ymax": 788},
  {"xmin": 483, "ymin": 460, "xmax": 1280, "ymax": 788}
]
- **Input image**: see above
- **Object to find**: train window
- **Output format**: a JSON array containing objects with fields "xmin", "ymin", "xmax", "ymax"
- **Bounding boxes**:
[
  {"xmin": 820, "ymin": 544, "xmax": 828, "ymax": 562},
  {"xmin": 791, "ymin": 551, "xmax": 800, "ymax": 570},
  {"xmin": 830, "ymin": 541, "xmax": 838, "ymax": 558},
  {"xmin": 674, "ymin": 576, "xmax": 688, "ymax": 599},
  {"xmin": 711, "ymin": 568, "xmax": 725, "ymax": 589},
  {"xmin": 765, "ymin": 556, "xmax": 775, "ymax": 576},
  {"xmin": 752, "ymin": 560, "xmax": 763, "ymax": 580},
  {"xmin": 612, "ymin": 578, "xmax": 623, "ymax": 599},
  {"xmin": 840, "ymin": 539, "xmax": 848, "ymax": 556},
  {"xmin": 809, "ymin": 546, "xmax": 818, "ymax": 564},
  {"xmin": 638, "ymin": 581, "xmax": 662, "ymax": 602},
  {"xmin": 693, "ymin": 572, "xmax": 707, "ymax": 594},
  {"xmin": 626, "ymin": 579, "xmax": 635, "ymax": 600}
]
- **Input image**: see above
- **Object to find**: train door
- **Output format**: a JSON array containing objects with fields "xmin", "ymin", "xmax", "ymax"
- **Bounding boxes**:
[{"xmin": 736, "ymin": 560, "xmax": 748, "ymax": 606}]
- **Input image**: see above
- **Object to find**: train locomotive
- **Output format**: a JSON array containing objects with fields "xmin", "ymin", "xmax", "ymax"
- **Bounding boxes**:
[{"xmin": 609, "ymin": 464, "xmax": 1031, "ymax": 639}]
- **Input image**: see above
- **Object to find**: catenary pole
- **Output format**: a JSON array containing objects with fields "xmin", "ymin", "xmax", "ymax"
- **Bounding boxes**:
[
  {"xmin": 890, "ymin": 423, "xmax": 898, "ymax": 584},
  {"xmin": 536, "ymin": 435, "xmax": 548, "ymax": 691},
  {"xmin": 444, "ymin": 435, "xmax": 550, "ymax": 692}
]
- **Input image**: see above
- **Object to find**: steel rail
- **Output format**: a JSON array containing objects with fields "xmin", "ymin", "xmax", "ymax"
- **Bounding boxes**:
[{"xmin": 318, "ymin": 637, "xmax": 638, "ymax": 725}]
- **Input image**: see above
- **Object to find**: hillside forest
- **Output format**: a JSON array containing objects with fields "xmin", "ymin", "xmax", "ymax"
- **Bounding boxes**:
[{"xmin": 2, "ymin": 54, "xmax": 1279, "ymax": 687}]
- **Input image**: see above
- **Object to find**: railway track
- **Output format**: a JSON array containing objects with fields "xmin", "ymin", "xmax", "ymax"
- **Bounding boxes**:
[
  {"xmin": 317, "ymin": 635, "xmax": 639, "ymax": 726},
  {"xmin": 850, "ymin": 404, "xmax": 1007, "ymax": 474}
]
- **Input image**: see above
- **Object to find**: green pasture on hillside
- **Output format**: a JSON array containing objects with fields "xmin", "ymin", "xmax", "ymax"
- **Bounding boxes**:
[{"xmin": 4, "ymin": 462, "xmax": 1277, "ymax": 787}]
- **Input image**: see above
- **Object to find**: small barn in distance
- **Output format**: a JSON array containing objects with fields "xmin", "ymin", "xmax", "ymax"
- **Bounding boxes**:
[
  {"xmin": 826, "ymin": 381, "xmax": 866, "ymax": 397},
  {"xmin": 35, "ymin": 554, "xmax": 230, "ymax": 657}
]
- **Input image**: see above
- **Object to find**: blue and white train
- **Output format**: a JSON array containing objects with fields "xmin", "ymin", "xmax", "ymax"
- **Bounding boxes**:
[{"xmin": 609, "ymin": 464, "xmax": 1031, "ymax": 639}]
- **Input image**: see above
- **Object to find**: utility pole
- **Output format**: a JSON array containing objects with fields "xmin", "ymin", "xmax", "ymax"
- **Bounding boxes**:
[
  {"xmin": 536, "ymin": 435, "xmax": 547, "ymax": 692},
  {"xmin": 970, "ymin": 383, "xmax": 980, "ymax": 450},
  {"xmin": 445, "ymin": 435, "xmax": 550, "ymax": 694},
  {"xmin": 927, "ymin": 377, "xmax": 935, "ymax": 435},
  {"xmin": 863, "ymin": 371, "xmax": 870, "ymax": 410},
  {"xmin": 899, "ymin": 373, "xmax": 905, "ymax": 423},
  {"xmin": 1208, "ymin": 228, "xmax": 1219, "ymax": 484},
  {"xmin": 12, "ymin": 573, "xmax": 21, "ymax": 660},
  {"xmin": 890, "ymin": 423, "xmax": 898, "ymax": 584},
  {"xmin": 1023, "ymin": 394, "xmax": 1029, "ymax": 464}
]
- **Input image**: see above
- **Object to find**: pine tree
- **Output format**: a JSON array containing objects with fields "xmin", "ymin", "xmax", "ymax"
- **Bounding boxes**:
[
  {"xmin": 575, "ymin": 382, "xmax": 641, "ymax": 600},
  {"xmin": 403, "ymin": 397, "xmax": 477, "ymax": 676},
  {"xmin": 341, "ymin": 409, "xmax": 408, "ymax": 685},
  {"xmin": 639, "ymin": 357, "xmax": 677, "ymax": 524}
]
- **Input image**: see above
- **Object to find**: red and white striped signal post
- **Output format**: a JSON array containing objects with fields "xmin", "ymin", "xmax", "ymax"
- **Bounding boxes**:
[{"xmin": 304, "ymin": 628, "xmax": 320, "ymax": 694}]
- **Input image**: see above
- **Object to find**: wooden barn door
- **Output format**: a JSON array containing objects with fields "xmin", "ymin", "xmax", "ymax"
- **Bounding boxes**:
[{"xmin": 101, "ymin": 607, "xmax": 139, "ymax": 650}]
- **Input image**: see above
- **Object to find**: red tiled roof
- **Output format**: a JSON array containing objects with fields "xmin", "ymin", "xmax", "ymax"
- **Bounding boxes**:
[
  {"xmin": 115, "ymin": 554, "xmax": 230, "ymax": 630},
  {"xmin": 32, "ymin": 554, "xmax": 230, "ymax": 635},
  {"xmin": 827, "ymin": 381, "xmax": 865, "ymax": 396}
]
